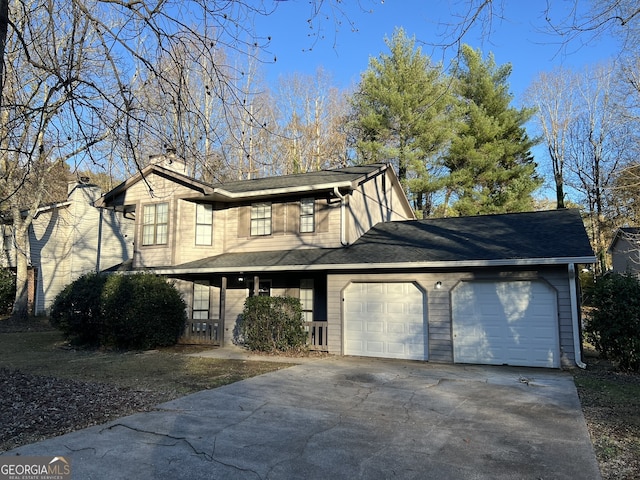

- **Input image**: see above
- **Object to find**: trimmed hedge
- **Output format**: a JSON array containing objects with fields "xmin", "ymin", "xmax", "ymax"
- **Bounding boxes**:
[
  {"xmin": 584, "ymin": 272, "xmax": 640, "ymax": 372},
  {"xmin": 240, "ymin": 296, "xmax": 307, "ymax": 353},
  {"xmin": 50, "ymin": 272, "xmax": 187, "ymax": 350}
]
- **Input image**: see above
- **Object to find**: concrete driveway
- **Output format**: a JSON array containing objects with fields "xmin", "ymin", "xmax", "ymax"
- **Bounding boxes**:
[{"xmin": 3, "ymin": 357, "xmax": 600, "ymax": 479}]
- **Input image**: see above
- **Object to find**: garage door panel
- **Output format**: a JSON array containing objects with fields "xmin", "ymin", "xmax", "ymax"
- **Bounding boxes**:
[
  {"xmin": 387, "ymin": 322, "xmax": 406, "ymax": 334},
  {"xmin": 387, "ymin": 302, "xmax": 405, "ymax": 314},
  {"xmin": 367, "ymin": 321, "xmax": 384, "ymax": 333},
  {"xmin": 452, "ymin": 281, "xmax": 559, "ymax": 368},
  {"xmin": 385, "ymin": 283, "xmax": 406, "ymax": 294},
  {"xmin": 366, "ymin": 341, "xmax": 385, "ymax": 354},
  {"xmin": 345, "ymin": 302, "xmax": 364, "ymax": 314},
  {"xmin": 344, "ymin": 282, "xmax": 427, "ymax": 361},
  {"xmin": 387, "ymin": 342, "xmax": 407, "ymax": 355},
  {"xmin": 346, "ymin": 321, "xmax": 363, "ymax": 333}
]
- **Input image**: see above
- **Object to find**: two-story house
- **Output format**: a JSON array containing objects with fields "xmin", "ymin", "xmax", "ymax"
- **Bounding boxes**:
[
  {"xmin": 95, "ymin": 155, "xmax": 414, "ymax": 346},
  {"xmin": 1, "ymin": 180, "xmax": 134, "ymax": 315},
  {"xmin": 96, "ymin": 154, "xmax": 595, "ymax": 368}
]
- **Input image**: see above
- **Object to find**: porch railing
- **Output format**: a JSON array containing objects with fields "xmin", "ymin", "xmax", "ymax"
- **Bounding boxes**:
[
  {"xmin": 305, "ymin": 321, "xmax": 328, "ymax": 352},
  {"xmin": 180, "ymin": 319, "xmax": 326, "ymax": 351},
  {"xmin": 181, "ymin": 319, "xmax": 221, "ymax": 346}
]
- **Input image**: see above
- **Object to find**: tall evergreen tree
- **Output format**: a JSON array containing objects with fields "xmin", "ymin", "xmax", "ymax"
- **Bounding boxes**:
[
  {"xmin": 443, "ymin": 45, "xmax": 541, "ymax": 216},
  {"xmin": 348, "ymin": 28, "xmax": 452, "ymax": 215}
]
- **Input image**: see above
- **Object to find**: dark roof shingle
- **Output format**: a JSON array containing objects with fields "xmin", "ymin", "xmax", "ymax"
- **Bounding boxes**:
[
  {"xmin": 211, "ymin": 164, "xmax": 385, "ymax": 194},
  {"xmin": 167, "ymin": 209, "xmax": 595, "ymax": 273}
]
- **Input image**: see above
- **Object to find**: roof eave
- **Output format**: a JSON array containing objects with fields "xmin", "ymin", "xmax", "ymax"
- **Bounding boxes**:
[
  {"xmin": 211, "ymin": 181, "xmax": 355, "ymax": 201},
  {"xmin": 148, "ymin": 256, "xmax": 597, "ymax": 276},
  {"xmin": 95, "ymin": 164, "xmax": 214, "ymax": 208}
]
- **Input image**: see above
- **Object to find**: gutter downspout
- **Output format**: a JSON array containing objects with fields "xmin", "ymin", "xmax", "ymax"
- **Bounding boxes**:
[
  {"xmin": 569, "ymin": 263, "xmax": 587, "ymax": 369},
  {"xmin": 333, "ymin": 187, "xmax": 348, "ymax": 246}
]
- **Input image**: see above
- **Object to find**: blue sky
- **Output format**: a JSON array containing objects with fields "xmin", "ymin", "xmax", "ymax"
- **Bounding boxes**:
[{"xmin": 255, "ymin": 0, "xmax": 622, "ymax": 104}]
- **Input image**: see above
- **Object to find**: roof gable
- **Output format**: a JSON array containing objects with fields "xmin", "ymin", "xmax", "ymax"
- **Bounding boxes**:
[
  {"xmin": 96, "ymin": 162, "xmax": 395, "ymax": 207},
  {"xmin": 95, "ymin": 163, "xmax": 214, "ymax": 208},
  {"xmin": 608, "ymin": 227, "xmax": 640, "ymax": 252}
]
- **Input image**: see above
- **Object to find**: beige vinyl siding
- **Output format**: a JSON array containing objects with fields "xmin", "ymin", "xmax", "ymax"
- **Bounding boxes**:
[
  {"xmin": 327, "ymin": 268, "xmax": 576, "ymax": 365},
  {"xmin": 347, "ymin": 169, "xmax": 415, "ymax": 244},
  {"xmin": 30, "ymin": 184, "xmax": 130, "ymax": 314},
  {"xmin": 98, "ymin": 210, "xmax": 134, "ymax": 270},
  {"xmin": 31, "ymin": 208, "xmax": 73, "ymax": 314},
  {"xmin": 228, "ymin": 199, "xmax": 341, "ymax": 253},
  {"xmin": 173, "ymin": 200, "xmax": 222, "ymax": 265},
  {"xmin": 224, "ymin": 288, "xmax": 248, "ymax": 344},
  {"xmin": 122, "ymin": 172, "xmax": 199, "ymax": 268}
]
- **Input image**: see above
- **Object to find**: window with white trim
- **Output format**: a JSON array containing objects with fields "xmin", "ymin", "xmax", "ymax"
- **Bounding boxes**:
[
  {"xmin": 192, "ymin": 282, "xmax": 210, "ymax": 320},
  {"xmin": 195, "ymin": 204, "xmax": 213, "ymax": 245},
  {"xmin": 250, "ymin": 202, "xmax": 272, "ymax": 236},
  {"xmin": 142, "ymin": 202, "xmax": 168, "ymax": 245},
  {"xmin": 300, "ymin": 279, "xmax": 314, "ymax": 322},
  {"xmin": 300, "ymin": 198, "xmax": 315, "ymax": 233}
]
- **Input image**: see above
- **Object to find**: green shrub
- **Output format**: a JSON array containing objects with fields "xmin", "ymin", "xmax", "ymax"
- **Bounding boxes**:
[
  {"xmin": 584, "ymin": 273, "xmax": 640, "ymax": 372},
  {"xmin": 0, "ymin": 268, "xmax": 16, "ymax": 314},
  {"xmin": 240, "ymin": 296, "xmax": 307, "ymax": 353},
  {"xmin": 50, "ymin": 272, "xmax": 107, "ymax": 345},
  {"xmin": 50, "ymin": 272, "xmax": 187, "ymax": 350},
  {"xmin": 101, "ymin": 273, "xmax": 187, "ymax": 349}
]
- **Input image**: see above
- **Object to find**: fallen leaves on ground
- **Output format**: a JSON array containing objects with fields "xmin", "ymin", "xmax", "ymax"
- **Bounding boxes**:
[{"xmin": 0, "ymin": 368, "xmax": 174, "ymax": 452}]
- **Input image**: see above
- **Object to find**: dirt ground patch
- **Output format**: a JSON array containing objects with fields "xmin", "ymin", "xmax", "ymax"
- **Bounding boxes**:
[
  {"xmin": 573, "ymin": 349, "xmax": 640, "ymax": 480},
  {"xmin": 0, "ymin": 318, "xmax": 296, "ymax": 453}
]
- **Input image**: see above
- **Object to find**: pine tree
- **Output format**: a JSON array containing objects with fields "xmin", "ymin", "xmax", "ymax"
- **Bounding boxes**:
[
  {"xmin": 348, "ymin": 28, "xmax": 452, "ymax": 216},
  {"xmin": 443, "ymin": 45, "xmax": 541, "ymax": 216}
]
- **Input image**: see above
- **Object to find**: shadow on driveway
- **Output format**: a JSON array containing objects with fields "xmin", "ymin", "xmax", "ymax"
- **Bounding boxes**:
[{"xmin": 3, "ymin": 357, "xmax": 601, "ymax": 479}]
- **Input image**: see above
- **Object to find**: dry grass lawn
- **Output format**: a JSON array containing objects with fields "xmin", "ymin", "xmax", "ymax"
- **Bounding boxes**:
[{"xmin": 1, "ymin": 317, "xmax": 639, "ymax": 480}]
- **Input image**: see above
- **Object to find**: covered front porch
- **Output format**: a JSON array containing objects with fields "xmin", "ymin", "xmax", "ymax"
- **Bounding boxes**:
[{"xmin": 171, "ymin": 271, "xmax": 329, "ymax": 352}]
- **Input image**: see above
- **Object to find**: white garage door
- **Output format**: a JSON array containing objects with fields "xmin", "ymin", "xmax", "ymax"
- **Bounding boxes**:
[
  {"xmin": 344, "ymin": 282, "xmax": 427, "ymax": 360},
  {"xmin": 452, "ymin": 280, "xmax": 560, "ymax": 368}
]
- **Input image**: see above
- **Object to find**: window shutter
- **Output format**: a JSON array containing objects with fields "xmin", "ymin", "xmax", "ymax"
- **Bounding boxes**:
[
  {"xmin": 287, "ymin": 202, "xmax": 300, "ymax": 234},
  {"xmin": 237, "ymin": 206, "xmax": 249, "ymax": 237},
  {"xmin": 317, "ymin": 200, "xmax": 330, "ymax": 233},
  {"xmin": 272, "ymin": 203, "xmax": 285, "ymax": 235}
]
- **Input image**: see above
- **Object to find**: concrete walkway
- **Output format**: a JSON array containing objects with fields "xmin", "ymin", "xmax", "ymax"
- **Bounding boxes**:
[{"xmin": 3, "ymin": 356, "xmax": 601, "ymax": 479}]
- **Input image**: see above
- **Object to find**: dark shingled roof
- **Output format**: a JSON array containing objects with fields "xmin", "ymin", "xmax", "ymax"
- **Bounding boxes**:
[
  {"xmin": 166, "ymin": 209, "xmax": 595, "ymax": 273},
  {"xmin": 340, "ymin": 208, "xmax": 594, "ymax": 263},
  {"xmin": 211, "ymin": 164, "xmax": 385, "ymax": 194}
]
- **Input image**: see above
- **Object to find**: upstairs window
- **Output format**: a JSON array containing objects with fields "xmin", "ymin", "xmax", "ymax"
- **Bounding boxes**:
[
  {"xmin": 142, "ymin": 202, "xmax": 168, "ymax": 245},
  {"xmin": 195, "ymin": 204, "xmax": 213, "ymax": 245},
  {"xmin": 251, "ymin": 202, "xmax": 272, "ymax": 236},
  {"xmin": 300, "ymin": 198, "xmax": 315, "ymax": 233}
]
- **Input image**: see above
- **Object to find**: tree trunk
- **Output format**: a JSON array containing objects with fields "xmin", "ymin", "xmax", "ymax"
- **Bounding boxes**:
[
  {"xmin": 0, "ymin": 0, "xmax": 8, "ymax": 104},
  {"xmin": 555, "ymin": 172, "xmax": 566, "ymax": 209},
  {"xmin": 11, "ymin": 218, "xmax": 30, "ymax": 318}
]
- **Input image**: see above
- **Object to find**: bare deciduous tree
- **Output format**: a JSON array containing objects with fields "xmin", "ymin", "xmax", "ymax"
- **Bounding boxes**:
[
  {"xmin": 0, "ymin": 0, "xmax": 360, "ymax": 316},
  {"xmin": 527, "ymin": 68, "xmax": 578, "ymax": 209},
  {"xmin": 565, "ymin": 64, "xmax": 633, "ymax": 272}
]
